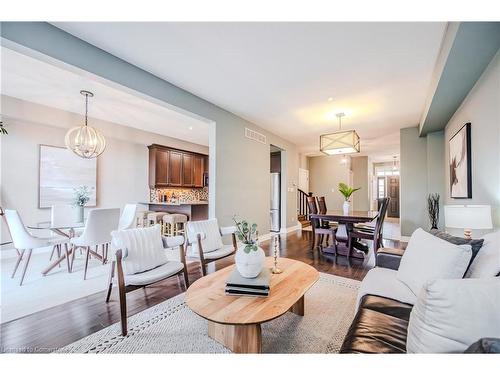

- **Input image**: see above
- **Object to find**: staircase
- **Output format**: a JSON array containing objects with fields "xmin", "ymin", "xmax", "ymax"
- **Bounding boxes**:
[{"xmin": 297, "ymin": 189, "xmax": 312, "ymax": 228}]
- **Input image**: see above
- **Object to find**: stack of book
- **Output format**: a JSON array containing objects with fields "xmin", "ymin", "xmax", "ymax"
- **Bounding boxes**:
[{"xmin": 225, "ymin": 268, "xmax": 271, "ymax": 297}]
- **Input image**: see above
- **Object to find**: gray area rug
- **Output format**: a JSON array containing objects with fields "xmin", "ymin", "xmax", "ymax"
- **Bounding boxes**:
[{"xmin": 58, "ymin": 273, "xmax": 360, "ymax": 353}]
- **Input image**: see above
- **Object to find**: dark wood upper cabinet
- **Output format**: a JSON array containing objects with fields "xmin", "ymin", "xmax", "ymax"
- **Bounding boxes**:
[
  {"xmin": 148, "ymin": 144, "xmax": 208, "ymax": 188},
  {"xmin": 193, "ymin": 155, "xmax": 204, "ymax": 187},
  {"xmin": 182, "ymin": 153, "xmax": 194, "ymax": 187},
  {"xmin": 168, "ymin": 150, "xmax": 183, "ymax": 186}
]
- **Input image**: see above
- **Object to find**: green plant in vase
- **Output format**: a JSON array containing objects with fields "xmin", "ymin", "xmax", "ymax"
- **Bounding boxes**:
[
  {"xmin": 73, "ymin": 185, "xmax": 91, "ymax": 222},
  {"xmin": 338, "ymin": 182, "xmax": 361, "ymax": 214},
  {"xmin": 232, "ymin": 215, "xmax": 265, "ymax": 278}
]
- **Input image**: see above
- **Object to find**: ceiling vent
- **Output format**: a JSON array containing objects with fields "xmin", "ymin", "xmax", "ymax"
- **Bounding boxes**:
[{"xmin": 245, "ymin": 128, "xmax": 267, "ymax": 144}]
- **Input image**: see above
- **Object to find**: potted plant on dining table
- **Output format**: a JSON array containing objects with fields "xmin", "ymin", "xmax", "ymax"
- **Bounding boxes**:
[
  {"xmin": 73, "ymin": 185, "xmax": 91, "ymax": 223},
  {"xmin": 338, "ymin": 182, "xmax": 361, "ymax": 214}
]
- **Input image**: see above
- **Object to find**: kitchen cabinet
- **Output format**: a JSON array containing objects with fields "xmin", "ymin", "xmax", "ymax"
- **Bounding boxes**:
[
  {"xmin": 193, "ymin": 155, "xmax": 204, "ymax": 187},
  {"xmin": 148, "ymin": 144, "xmax": 208, "ymax": 188},
  {"xmin": 182, "ymin": 153, "xmax": 194, "ymax": 187}
]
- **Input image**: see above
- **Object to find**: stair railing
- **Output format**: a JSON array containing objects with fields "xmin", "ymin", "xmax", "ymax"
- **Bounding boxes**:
[{"xmin": 297, "ymin": 189, "xmax": 313, "ymax": 220}]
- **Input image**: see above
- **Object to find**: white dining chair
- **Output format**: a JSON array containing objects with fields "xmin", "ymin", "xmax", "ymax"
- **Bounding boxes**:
[
  {"xmin": 1, "ymin": 208, "xmax": 66, "ymax": 285},
  {"xmin": 70, "ymin": 208, "xmax": 120, "ymax": 280},
  {"xmin": 118, "ymin": 204, "xmax": 138, "ymax": 231}
]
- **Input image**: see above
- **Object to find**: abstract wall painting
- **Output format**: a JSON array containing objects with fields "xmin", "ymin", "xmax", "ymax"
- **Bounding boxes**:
[
  {"xmin": 449, "ymin": 123, "xmax": 472, "ymax": 199},
  {"xmin": 39, "ymin": 145, "xmax": 97, "ymax": 208}
]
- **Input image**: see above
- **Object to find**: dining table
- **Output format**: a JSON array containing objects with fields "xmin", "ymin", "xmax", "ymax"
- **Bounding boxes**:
[
  {"xmin": 27, "ymin": 220, "xmax": 86, "ymax": 275},
  {"xmin": 309, "ymin": 210, "xmax": 379, "ymax": 259}
]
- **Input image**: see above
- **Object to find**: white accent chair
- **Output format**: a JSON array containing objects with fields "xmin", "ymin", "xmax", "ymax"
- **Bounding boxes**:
[
  {"xmin": 118, "ymin": 204, "xmax": 138, "ymax": 230},
  {"xmin": 186, "ymin": 218, "xmax": 237, "ymax": 276},
  {"xmin": 70, "ymin": 208, "xmax": 120, "ymax": 279},
  {"xmin": 1, "ymin": 208, "xmax": 66, "ymax": 285},
  {"xmin": 106, "ymin": 224, "xmax": 189, "ymax": 336}
]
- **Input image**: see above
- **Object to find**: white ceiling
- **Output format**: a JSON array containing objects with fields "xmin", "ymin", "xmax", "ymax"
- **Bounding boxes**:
[
  {"xmin": 1, "ymin": 47, "xmax": 209, "ymax": 146},
  {"xmin": 52, "ymin": 22, "xmax": 446, "ymax": 157}
]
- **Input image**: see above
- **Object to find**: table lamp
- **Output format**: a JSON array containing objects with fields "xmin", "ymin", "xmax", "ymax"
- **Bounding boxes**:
[{"xmin": 444, "ymin": 205, "xmax": 492, "ymax": 239}]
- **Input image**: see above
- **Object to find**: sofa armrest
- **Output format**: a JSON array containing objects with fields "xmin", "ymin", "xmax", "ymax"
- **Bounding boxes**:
[{"xmin": 376, "ymin": 247, "xmax": 405, "ymax": 270}]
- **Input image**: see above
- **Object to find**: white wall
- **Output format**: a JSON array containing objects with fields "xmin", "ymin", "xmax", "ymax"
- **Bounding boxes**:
[
  {"xmin": 444, "ymin": 50, "xmax": 500, "ymax": 229},
  {"xmin": 308, "ymin": 155, "xmax": 351, "ymax": 210},
  {"xmin": 0, "ymin": 96, "xmax": 209, "ymax": 244}
]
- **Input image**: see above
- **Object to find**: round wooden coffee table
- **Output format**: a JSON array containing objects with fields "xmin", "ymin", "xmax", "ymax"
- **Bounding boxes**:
[{"xmin": 185, "ymin": 257, "xmax": 319, "ymax": 353}]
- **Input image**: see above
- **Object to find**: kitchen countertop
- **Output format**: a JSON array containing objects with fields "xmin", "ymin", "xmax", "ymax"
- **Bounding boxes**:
[{"xmin": 140, "ymin": 201, "xmax": 208, "ymax": 206}]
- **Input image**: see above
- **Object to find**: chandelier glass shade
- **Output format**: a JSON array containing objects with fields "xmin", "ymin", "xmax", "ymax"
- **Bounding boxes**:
[
  {"xmin": 65, "ymin": 90, "xmax": 106, "ymax": 159},
  {"xmin": 320, "ymin": 113, "xmax": 360, "ymax": 155}
]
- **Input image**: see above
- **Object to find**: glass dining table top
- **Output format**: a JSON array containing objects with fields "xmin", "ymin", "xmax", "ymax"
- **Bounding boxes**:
[{"xmin": 27, "ymin": 220, "xmax": 86, "ymax": 230}]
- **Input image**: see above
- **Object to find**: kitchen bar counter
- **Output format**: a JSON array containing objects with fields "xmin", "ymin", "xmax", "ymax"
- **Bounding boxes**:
[{"xmin": 140, "ymin": 201, "xmax": 209, "ymax": 221}]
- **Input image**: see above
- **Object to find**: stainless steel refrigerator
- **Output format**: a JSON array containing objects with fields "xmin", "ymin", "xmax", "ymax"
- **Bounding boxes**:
[{"xmin": 270, "ymin": 172, "xmax": 280, "ymax": 232}]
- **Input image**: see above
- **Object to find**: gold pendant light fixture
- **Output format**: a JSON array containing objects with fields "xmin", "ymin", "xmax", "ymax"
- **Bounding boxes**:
[
  {"xmin": 320, "ymin": 112, "xmax": 360, "ymax": 155},
  {"xmin": 65, "ymin": 90, "xmax": 106, "ymax": 159}
]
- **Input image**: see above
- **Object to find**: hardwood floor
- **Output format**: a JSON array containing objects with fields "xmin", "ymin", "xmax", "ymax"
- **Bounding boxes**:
[{"xmin": 0, "ymin": 230, "xmax": 404, "ymax": 353}]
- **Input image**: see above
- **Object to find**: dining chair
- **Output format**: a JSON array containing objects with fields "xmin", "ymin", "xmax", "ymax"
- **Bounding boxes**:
[
  {"xmin": 307, "ymin": 196, "xmax": 337, "ymax": 253},
  {"xmin": 1, "ymin": 207, "xmax": 66, "ymax": 285},
  {"xmin": 106, "ymin": 224, "xmax": 189, "ymax": 336},
  {"xmin": 186, "ymin": 218, "xmax": 237, "ymax": 276},
  {"xmin": 118, "ymin": 204, "xmax": 138, "ymax": 230},
  {"xmin": 347, "ymin": 197, "xmax": 390, "ymax": 258},
  {"xmin": 70, "ymin": 208, "xmax": 120, "ymax": 279}
]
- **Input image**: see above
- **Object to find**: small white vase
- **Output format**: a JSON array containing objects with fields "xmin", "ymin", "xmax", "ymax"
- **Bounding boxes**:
[
  {"xmin": 235, "ymin": 245, "xmax": 266, "ymax": 278},
  {"xmin": 343, "ymin": 201, "xmax": 350, "ymax": 214},
  {"xmin": 77, "ymin": 205, "xmax": 85, "ymax": 223}
]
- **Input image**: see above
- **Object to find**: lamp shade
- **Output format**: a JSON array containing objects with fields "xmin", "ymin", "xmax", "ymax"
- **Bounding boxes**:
[
  {"xmin": 320, "ymin": 130, "xmax": 360, "ymax": 155},
  {"xmin": 444, "ymin": 205, "xmax": 493, "ymax": 229}
]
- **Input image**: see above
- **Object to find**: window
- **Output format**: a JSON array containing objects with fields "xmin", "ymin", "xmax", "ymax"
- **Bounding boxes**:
[{"xmin": 378, "ymin": 177, "xmax": 386, "ymax": 198}]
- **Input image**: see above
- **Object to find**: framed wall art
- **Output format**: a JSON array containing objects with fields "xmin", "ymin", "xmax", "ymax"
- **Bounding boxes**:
[{"xmin": 449, "ymin": 122, "xmax": 472, "ymax": 199}]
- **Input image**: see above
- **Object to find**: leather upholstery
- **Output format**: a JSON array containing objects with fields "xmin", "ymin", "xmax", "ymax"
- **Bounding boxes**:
[
  {"xmin": 376, "ymin": 247, "xmax": 405, "ymax": 270},
  {"xmin": 340, "ymin": 295, "xmax": 413, "ymax": 353}
]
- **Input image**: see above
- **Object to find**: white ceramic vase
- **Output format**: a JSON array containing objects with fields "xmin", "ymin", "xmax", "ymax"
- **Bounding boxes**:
[
  {"xmin": 343, "ymin": 201, "xmax": 350, "ymax": 214},
  {"xmin": 235, "ymin": 245, "xmax": 266, "ymax": 278}
]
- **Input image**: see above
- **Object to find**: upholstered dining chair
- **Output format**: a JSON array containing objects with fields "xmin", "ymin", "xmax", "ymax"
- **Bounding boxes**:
[
  {"xmin": 106, "ymin": 224, "xmax": 189, "ymax": 336},
  {"xmin": 186, "ymin": 218, "xmax": 237, "ymax": 276},
  {"xmin": 70, "ymin": 208, "xmax": 120, "ymax": 279},
  {"xmin": 1, "ymin": 207, "xmax": 66, "ymax": 285},
  {"xmin": 307, "ymin": 196, "xmax": 337, "ymax": 253},
  {"xmin": 50, "ymin": 204, "xmax": 83, "ymax": 261},
  {"xmin": 347, "ymin": 197, "xmax": 390, "ymax": 257},
  {"xmin": 118, "ymin": 204, "xmax": 138, "ymax": 231}
]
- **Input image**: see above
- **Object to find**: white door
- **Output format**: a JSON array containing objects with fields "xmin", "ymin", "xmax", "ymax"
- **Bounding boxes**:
[{"xmin": 298, "ymin": 168, "xmax": 309, "ymax": 192}]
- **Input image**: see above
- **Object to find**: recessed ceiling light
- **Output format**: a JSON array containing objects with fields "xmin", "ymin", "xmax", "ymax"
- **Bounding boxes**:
[
  {"xmin": 188, "ymin": 126, "xmax": 193, "ymax": 130},
  {"xmin": 328, "ymin": 97, "xmax": 333, "ymax": 102}
]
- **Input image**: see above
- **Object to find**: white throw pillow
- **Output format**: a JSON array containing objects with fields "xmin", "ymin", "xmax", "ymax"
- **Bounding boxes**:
[
  {"xmin": 111, "ymin": 224, "xmax": 168, "ymax": 275},
  {"xmin": 407, "ymin": 278, "xmax": 500, "ymax": 353},
  {"xmin": 186, "ymin": 218, "xmax": 224, "ymax": 255},
  {"xmin": 466, "ymin": 230, "xmax": 500, "ymax": 278},
  {"xmin": 397, "ymin": 228, "xmax": 472, "ymax": 296}
]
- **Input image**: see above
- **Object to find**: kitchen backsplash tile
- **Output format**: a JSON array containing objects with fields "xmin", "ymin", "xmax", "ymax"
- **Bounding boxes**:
[{"xmin": 149, "ymin": 187, "xmax": 208, "ymax": 203}]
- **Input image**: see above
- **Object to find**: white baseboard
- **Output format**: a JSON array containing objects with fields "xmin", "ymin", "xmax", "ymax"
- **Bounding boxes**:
[{"xmin": 280, "ymin": 223, "xmax": 302, "ymax": 234}]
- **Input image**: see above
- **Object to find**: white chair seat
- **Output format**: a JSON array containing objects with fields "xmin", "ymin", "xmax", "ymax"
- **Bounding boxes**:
[
  {"xmin": 124, "ymin": 261, "xmax": 184, "ymax": 286},
  {"xmin": 191, "ymin": 245, "xmax": 235, "ymax": 260}
]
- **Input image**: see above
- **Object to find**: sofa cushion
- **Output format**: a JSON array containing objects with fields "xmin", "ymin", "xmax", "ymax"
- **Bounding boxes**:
[
  {"xmin": 111, "ymin": 225, "xmax": 168, "ymax": 275},
  {"xmin": 465, "ymin": 230, "xmax": 500, "ymax": 278},
  {"xmin": 357, "ymin": 267, "xmax": 417, "ymax": 309},
  {"xmin": 340, "ymin": 295, "xmax": 412, "ymax": 354},
  {"xmin": 430, "ymin": 229, "xmax": 484, "ymax": 271},
  {"xmin": 397, "ymin": 228, "xmax": 472, "ymax": 296},
  {"xmin": 407, "ymin": 278, "xmax": 500, "ymax": 353}
]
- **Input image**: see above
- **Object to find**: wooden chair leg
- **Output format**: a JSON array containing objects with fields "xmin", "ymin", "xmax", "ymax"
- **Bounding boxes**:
[
  {"xmin": 49, "ymin": 246, "xmax": 56, "ymax": 261},
  {"xmin": 64, "ymin": 243, "xmax": 71, "ymax": 273},
  {"xmin": 11, "ymin": 249, "xmax": 25, "ymax": 278},
  {"xmin": 70, "ymin": 245, "xmax": 77, "ymax": 271},
  {"xmin": 105, "ymin": 261, "xmax": 115, "ymax": 302},
  {"xmin": 310, "ymin": 233, "xmax": 316, "ymax": 251},
  {"xmin": 201, "ymin": 261, "xmax": 207, "ymax": 276},
  {"xmin": 83, "ymin": 247, "xmax": 90, "ymax": 280},
  {"xmin": 19, "ymin": 248, "xmax": 33, "ymax": 286},
  {"xmin": 347, "ymin": 234, "xmax": 353, "ymax": 259},
  {"xmin": 115, "ymin": 250, "xmax": 128, "ymax": 336}
]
